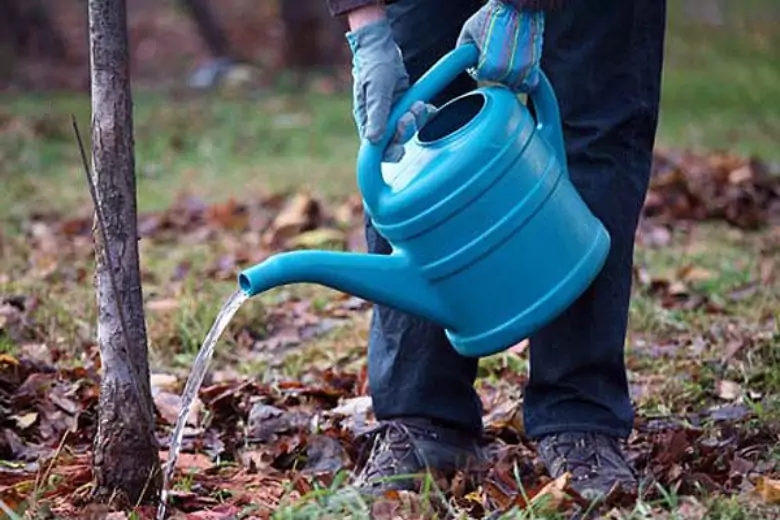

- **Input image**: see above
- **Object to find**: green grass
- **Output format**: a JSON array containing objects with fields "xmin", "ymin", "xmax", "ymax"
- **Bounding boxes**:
[
  {"xmin": 261, "ymin": 473, "xmax": 779, "ymax": 520},
  {"xmin": 660, "ymin": 1, "xmax": 780, "ymax": 161},
  {"xmin": 0, "ymin": 90, "xmax": 357, "ymax": 225}
]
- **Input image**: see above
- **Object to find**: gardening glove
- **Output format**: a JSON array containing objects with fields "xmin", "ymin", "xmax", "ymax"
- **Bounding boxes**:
[
  {"xmin": 456, "ymin": 0, "xmax": 545, "ymax": 93},
  {"xmin": 347, "ymin": 18, "xmax": 437, "ymax": 163}
]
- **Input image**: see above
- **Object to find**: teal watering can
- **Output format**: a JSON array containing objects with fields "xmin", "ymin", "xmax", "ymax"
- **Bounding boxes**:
[{"xmin": 238, "ymin": 43, "xmax": 611, "ymax": 358}]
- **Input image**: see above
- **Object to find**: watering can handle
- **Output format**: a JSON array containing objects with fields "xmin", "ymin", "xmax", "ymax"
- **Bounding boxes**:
[
  {"xmin": 356, "ymin": 43, "xmax": 479, "ymax": 215},
  {"xmin": 357, "ymin": 42, "xmax": 566, "ymax": 215}
]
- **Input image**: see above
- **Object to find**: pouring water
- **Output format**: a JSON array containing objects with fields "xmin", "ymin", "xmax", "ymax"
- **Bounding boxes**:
[{"xmin": 156, "ymin": 289, "xmax": 248, "ymax": 520}]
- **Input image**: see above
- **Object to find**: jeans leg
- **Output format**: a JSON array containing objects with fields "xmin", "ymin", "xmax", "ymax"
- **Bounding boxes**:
[
  {"xmin": 524, "ymin": 0, "xmax": 667, "ymax": 439},
  {"xmin": 365, "ymin": 0, "xmax": 485, "ymax": 436}
]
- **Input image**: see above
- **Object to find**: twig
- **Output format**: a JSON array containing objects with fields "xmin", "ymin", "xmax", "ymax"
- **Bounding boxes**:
[
  {"xmin": 71, "ymin": 116, "xmax": 134, "ymax": 363},
  {"xmin": 0, "ymin": 498, "xmax": 23, "ymax": 520},
  {"xmin": 32, "ymin": 430, "xmax": 71, "ymax": 509},
  {"xmin": 136, "ymin": 463, "xmax": 161, "ymax": 509},
  {"xmin": 71, "ymin": 116, "xmax": 152, "ymax": 426}
]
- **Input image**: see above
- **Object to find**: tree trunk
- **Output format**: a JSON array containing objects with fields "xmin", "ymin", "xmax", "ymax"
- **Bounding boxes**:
[
  {"xmin": 180, "ymin": 0, "xmax": 233, "ymax": 58},
  {"xmin": 0, "ymin": 0, "xmax": 66, "ymax": 59},
  {"xmin": 88, "ymin": 0, "xmax": 161, "ymax": 507},
  {"xmin": 279, "ymin": 0, "xmax": 348, "ymax": 70}
]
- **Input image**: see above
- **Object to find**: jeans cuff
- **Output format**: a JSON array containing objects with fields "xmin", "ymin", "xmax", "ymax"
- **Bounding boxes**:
[{"xmin": 525, "ymin": 421, "xmax": 633, "ymax": 441}]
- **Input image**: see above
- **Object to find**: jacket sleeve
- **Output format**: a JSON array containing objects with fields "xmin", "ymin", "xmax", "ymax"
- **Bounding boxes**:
[{"xmin": 325, "ymin": 0, "xmax": 563, "ymax": 17}]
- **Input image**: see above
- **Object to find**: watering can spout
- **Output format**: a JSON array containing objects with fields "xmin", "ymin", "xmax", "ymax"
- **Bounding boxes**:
[{"xmin": 238, "ymin": 251, "xmax": 453, "ymax": 328}]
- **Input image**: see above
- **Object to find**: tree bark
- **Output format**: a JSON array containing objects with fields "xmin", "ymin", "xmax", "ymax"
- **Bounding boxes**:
[{"xmin": 88, "ymin": 0, "xmax": 161, "ymax": 507}]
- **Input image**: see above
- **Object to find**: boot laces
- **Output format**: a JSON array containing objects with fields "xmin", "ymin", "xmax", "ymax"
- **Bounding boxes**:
[
  {"xmin": 355, "ymin": 421, "xmax": 432, "ymax": 482},
  {"xmin": 549, "ymin": 434, "xmax": 604, "ymax": 480}
]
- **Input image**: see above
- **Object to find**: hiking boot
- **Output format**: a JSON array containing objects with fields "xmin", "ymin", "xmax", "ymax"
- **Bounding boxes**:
[
  {"xmin": 352, "ymin": 418, "xmax": 482, "ymax": 494},
  {"xmin": 537, "ymin": 432, "xmax": 637, "ymax": 502}
]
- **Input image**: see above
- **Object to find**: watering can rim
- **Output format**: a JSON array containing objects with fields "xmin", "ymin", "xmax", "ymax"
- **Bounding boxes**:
[
  {"xmin": 356, "ymin": 42, "xmax": 567, "ymax": 219},
  {"xmin": 411, "ymin": 89, "xmax": 489, "ymax": 148}
]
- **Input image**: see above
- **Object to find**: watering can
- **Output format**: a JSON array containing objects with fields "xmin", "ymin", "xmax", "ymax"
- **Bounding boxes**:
[{"xmin": 238, "ymin": 42, "xmax": 611, "ymax": 358}]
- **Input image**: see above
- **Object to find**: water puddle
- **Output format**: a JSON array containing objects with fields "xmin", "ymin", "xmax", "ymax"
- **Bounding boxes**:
[{"xmin": 156, "ymin": 289, "xmax": 248, "ymax": 520}]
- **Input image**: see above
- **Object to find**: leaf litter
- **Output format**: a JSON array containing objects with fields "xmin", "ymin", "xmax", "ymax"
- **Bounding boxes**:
[{"xmin": 1, "ymin": 149, "xmax": 780, "ymax": 518}]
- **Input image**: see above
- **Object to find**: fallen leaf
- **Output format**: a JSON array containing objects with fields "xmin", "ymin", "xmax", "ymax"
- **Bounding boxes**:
[
  {"xmin": 728, "ymin": 282, "xmax": 761, "ymax": 302},
  {"xmin": 707, "ymin": 403, "xmax": 750, "ymax": 422},
  {"xmin": 0, "ymin": 354, "xmax": 20, "ymax": 366},
  {"xmin": 678, "ymin": 265, "xmax": 718, "ymax": 282},
  {"xmin": 329, "ymin": 396, "xmax": 373, "ymax": 418},
  {"xmin": 287, "ymin": 228, "xmax": 346, "ymax": 249},
  {"xmin": 154, "ymin": 391, "xmax": 201, "ymax": 426},
  {"xmin": 722, "ymin": 338, "xmax": 748, "ymax": 362},
  {"xmin": 528, "ymin": 473, "xmax": 573, "ymax": 512},
  {"xmin": 755, "ymin": 477, "xmax": 780, "ymax": 504},
  {"xmin": 302, "ymin": 434, "xmax": 351, "ymax": 474},
  {"xmin": 263, "ymin": 192, "xmax": 320, "ymax": 247},
  {"xmin": 159, "ymin": 451, "xmax": 214, "ymax": 472},
  {"xmin": 151, "ymin": 373, "xmax": 179, "ymax": 392},
  {"xmin": 483, "ymin": 400, "xmax": 524, "ymax": 436},
  {"xmin": 247, "ymin": 403, "xmax": 310, "ymax": 443},
  {"xmin": 12, "ymin": 412, "xmax": 38, "ymax": 430},
  {"xmin": 715, "ymin": 380, "xmax": 743, "ymax": 401},
  {"xmin": 645, "ymin": 150, "xmax": 780, "ymax": 229},
  {"xmin": 147, "ymin": 298, "xmax": 180, "ymax": 313},
  {"xmin": 674, "ymin": 496, "xmax": 708, "ymax": 519},
  {"xmin": 205, "ymin": 197, "xmax": 248, "ymax": 230}
]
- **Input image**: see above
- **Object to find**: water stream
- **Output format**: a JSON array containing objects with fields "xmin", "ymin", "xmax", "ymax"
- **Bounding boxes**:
[{"xmin": 156, "ymin": 289, "xmax": 248, "ymax": 520}]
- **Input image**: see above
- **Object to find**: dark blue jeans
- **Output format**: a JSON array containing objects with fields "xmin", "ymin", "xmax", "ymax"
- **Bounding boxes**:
[{"xmin": 366, "ymin": 0, "xmax": 666, "ymax": 439}]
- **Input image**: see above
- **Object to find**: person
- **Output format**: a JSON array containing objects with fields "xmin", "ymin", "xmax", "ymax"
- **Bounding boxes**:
[{"xmin": 324, "ymin": 0, "xmax": 666, "ymax": 501}]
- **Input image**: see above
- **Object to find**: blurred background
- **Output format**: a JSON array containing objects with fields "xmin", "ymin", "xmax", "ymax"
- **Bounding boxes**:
[
  {"xmin": 1, "ymin": 6, "xmax": 780, "ymax": 512},
  {"xmin": 0, "ymin": 0, "xmax": 778, "ymax": 222}
]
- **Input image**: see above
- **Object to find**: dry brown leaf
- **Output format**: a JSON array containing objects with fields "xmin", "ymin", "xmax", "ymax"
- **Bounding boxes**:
[
  {"xmin": 12, "ymin": 412, "xmax": 38, "ymax": 430},
  {"xmin": 330, "ymin": 395, "xmax": 373, "ymax": 418},
  {"xmin": 529, "ymin": 472, "xmax": 572, "ymax": 511},
  {"xmin": 722, "ymin": 339, "xmax": 748, "ymax": 363},
  {"xmin": 715, "ymin": 379, "xmax": 743, "ymax": 401},
  {"xmin": 674, "ymin": 496, "xmax": 708, "ymax": 519},
  {"xmin": 483, "ymin": 400, "xmax": 524, "ymax": 435},
  {"xmin": 334, "ymin": 195, "xmax": 364, "ymax": 226},
  {"xmin": 728, "ymin": 164, "xmax": 753, "ymax": 184},
  {"xmin": 150, "ymin": 373, "xmax": 179, "ymax": 392},
  {"xmin": 0, "ymin": 353, "xmax": 20, "ymax": 366},
  {"xmin": 669, "ymin": 280, "xmax": 689, "ymax": 296},
  {"xmin": 287, "ymin": 228, "xmax": 346, "ymax": 249},
  {"xmin": 154, "ymin": 391, "xmax": 202, "ymax": 426},
  {"xmin": 205, "ymin": 197, "xmax": 249, "ymax": 230},
  {"xmin": 760, "ymin": 258, "xmax": 776, "ymax": 284},
  {"xmin": 159, "ymin": 451, "xmax": 214, "ymax": 472},
  {"xmin": 678, "ymin": 265, "xmax": 718, "ymax": 282},
  {"xmin": 755, "ymin": 477, "xmax": 780, "ymax": 504},
  {"xmin": 147, "ymin": 298, "xmax": 180, "ymax": 313},
  {"xmin": 263, "ymin": 192, "xmax": 320, "ymax": 247}
]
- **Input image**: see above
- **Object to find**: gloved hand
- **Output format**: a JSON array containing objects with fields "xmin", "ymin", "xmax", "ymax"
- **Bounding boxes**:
[
  {"xmin": 457, "ymin": 0, "xmax": 545, "ymax": 93},
  {"xmin": 346, "ymin": 18, "xmax": 437, "ymax": 163}
]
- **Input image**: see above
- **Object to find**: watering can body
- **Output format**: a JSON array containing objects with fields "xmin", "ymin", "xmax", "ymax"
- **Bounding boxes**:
[{"xmin": 239, "ymin": 43, "xmax": 610, "ymax": 358}]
